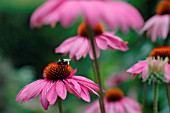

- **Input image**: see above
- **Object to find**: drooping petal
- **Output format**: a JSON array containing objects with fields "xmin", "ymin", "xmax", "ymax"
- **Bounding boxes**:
[
  {"xmin": 75, "ymin": 38, "xmax": 90, "ymax": 60},
  {"xmin": 56, "ymin": 80, "xmax": 67, "ymax": 100},
  {"xmin": 95, "ymin": 36, "xmax": 108, "ymax": 50},
  {"xmin": 142, "ymin": 67, "xmax": 149, "ymax": 79},
  {"xmin": 40, "ymin": 81, "xmax": 52, "ymax": 110},
  {"xmin": 69, "ymin": 36, "xmax": 85, "ymax": 58},
  {"xmin": 66, "ymin": 79, "xmax": 81, "ymax": 94},
  {"xmin": 89, "ymin": 41, "xmax": 100, "ymax": 59},
  {"xmin": 55, "ymin": 36, "xmax": 77, "ymax": 53},
  {"xmin": 114, "ymin": 101, "xmax": 125, "ymax": 113},
  {"xmin": 165, "ymin": 64, "xmax": 170, "ymax": 81},
  {"xmin": 121, "ymin": 97, "xmax": 141, "ymax": 113},
  {"xmin": 140, "ymin": 15, "xmax": 170, "ymax": 42},
  {"xmin": 85, "ymin": 100, "xmax": 100, "ymax": 113},
  {"xmin": 47, "ymin": 82, "xmax": 58, "ymax": 105},
  {"xmin": 80, "ymin": 1, "xmax": 101, "ymax": 28},
  {"xmin": 30, "ymin": 0, "xmax": 64, "ymax": 27},
  {"xmin": 64, "ymin": 80, "xmax": 80, "ymax": 97},
  {"xmin": 72, "ymin": 76, "xmax": 99, "ymax": 91},
  {"xmin": 102, "ymin": 32, "xmax": 128, "ymax": 51},
  {"xmin": 80, "ymin": 86, "xmax": 90, "ymax": 102},
  {"xmin": 31, "ymin": 0, "xmax": 143, "ymax": 31},
  {"xmin": 16, "ymin": 80, "xmax": 47, "ymax": 102},
  {"xmin": 127, "ymin": 60, "xmax": 148, "ymax": 78}
]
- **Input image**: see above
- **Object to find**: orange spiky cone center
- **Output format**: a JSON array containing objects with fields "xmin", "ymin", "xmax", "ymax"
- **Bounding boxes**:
[
  {"xmin": 105, "ymin": 88, "xmax": 124, "ymax": 102},
  {"xmin": 78, "ymin": 22, "xmax": 104, "ymax": 37},
  {"xmin": 43, "ymin": 62, "xmax": 73, "ymax": 81},
  {"xmin": 150, "ymin": 46, "xmax": 170, "ymax": 60},
  {"xmin": 156, "ymin": 0, "xmax": 170, "ymax": 15}
]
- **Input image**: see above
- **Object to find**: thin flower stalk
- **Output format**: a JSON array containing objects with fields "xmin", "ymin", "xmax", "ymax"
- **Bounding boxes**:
[
  {"xmin": 142, "ymin": 83, "xmax": 147, "ymax": 113},
  {"xmin": 58, "ymin": 98, "xmax": 63, "ymax": 113},
  {"xmin": 166, "ymin": 83, "xmax": 170, "ymax": 111},
  {"xmin": 87, "ymin": 26, "xmax": 105, "ymax": 113},
  {"xmin": 153, "ymin": 83, "xmax": 158, "ymax": 113}
]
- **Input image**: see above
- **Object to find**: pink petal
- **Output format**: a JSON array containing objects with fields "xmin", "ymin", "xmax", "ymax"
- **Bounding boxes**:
[
  {"xmin": 121, "ymin": 97, "xmax": 141, "ymax": 113},
  {"xmin": 68, "ymin": 69, "xmax": 77, "ymax": 77},
  {"xmin": 142, "ymin": 67, "xmax": 149, "ymax": 79},
  {"xmin": 80, "ymin": 86, "xmax": 90, "ymax": 102},
  {"xmin": 75, "ymin": 38, "xmax": 89, "ymax": 60},
  {"xmin": 55, "ymin": 36, "xmax": 77, "ymax": 53},
  {"xmin": 64, "ymin": 80, "xmax": 80, "ymax": 97},
  {"xmin": 89, "ymin": 41, "xmax": 100, "ymax": 59},
  {"xmin": 83, "ymin": 40, "xmax": 91, "ymax": 58},
  {"xmin": 114, "ymin": 102, "xmax": 125, "ymax": 113},
  {"xmin": 165, "ymin": 64, "xmax": 170, "ymax": 81},
  {"xmin": 56, "ymin": 80, "xmax": 67, "ymax": 100},
  {"xmin": 66, "ymin": 79, "xmax": 81, "ymax": 94},
  {"xmin": 69, "ymin": 36, "xmax": 85, "ymax": 58},
  {"xmin": 59, "ymin": 2, "xmax": 80, "ymax": 27},
  {"xmin": 102, "ymin": 32, "xmax": 128, "ymax": 51},
  {"xmin": 106, "ymin": 102, "xmax": 114, "ymax": 113},
  {"xmin": 40, "ymin": 81, "xmax": 52, "ymax": 110},
  {"xmin": 30, "ymin": 0, "xmax": 63, "ymax": 27},
  {"xmin": 127, "ymin": 60, "xmax": 148, "ymax": 78},
  {"xmin": 72, "ymin": 76, "xmax": 99, "ymax": 91},
  {"xmin": 16, "ymin": 80, "xmax": 47, "ymax": 102},
  {"xmin": 85, "ymin": 100, "xmax": 100, "ymax": 113},
  {"xmin": 95, "ymin": 36, "xmax": 108, "ymax": 50},
  {"xmin": 80, "ymin": 1, "xmax": 101, "ymax": 28},
  {"xmin": 47, "ymin": 82, "xmax": 58, "ymax": 105}
]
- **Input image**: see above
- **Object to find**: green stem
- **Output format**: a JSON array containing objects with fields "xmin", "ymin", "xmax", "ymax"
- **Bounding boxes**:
[
  {"xmin": 58, "ymin": 98, "xmax": 63, "ymax": 113},
  {"xmin": 92, "ymin": 60, "xmax": 98, "ymax": 83},
  {"xmin": 142, "ymin": 83, "xmax": 147, "ymax": 113},
  {"xmin": 166, "ymin": 83, "xmax": 170, "ymax": 111},
  {"xmin": 153, "ymin": 83, "xmax": 158, "ymax": 113},
  {"xmin": 87, "ymin": 26, "xmax": 105, "ymax": 113}
]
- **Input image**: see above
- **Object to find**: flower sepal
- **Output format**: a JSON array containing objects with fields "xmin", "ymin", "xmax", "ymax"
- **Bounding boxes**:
[{"xmin": 143, "ymin": 72, "xmax": 166, "ymax": 84}]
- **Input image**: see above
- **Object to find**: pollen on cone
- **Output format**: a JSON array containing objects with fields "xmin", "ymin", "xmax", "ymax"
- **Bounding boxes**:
[{"xmin": 43, "ymin": 62, "xmax": 72, "ymax": 80}]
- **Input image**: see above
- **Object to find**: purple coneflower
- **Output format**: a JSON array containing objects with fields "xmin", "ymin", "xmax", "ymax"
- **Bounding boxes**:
[
  {"xmin": 105, "ymin": 71, "xmax": 130, "ymax": 88},
  {"xmin": 140, "ymin": 0, "xmax": 170, "ymax": 42},
  {"xmin": 16, "ymin": 59, "xmax": 99, "ymax": 110},
  {"xmin": 30, "ymin": 0, "xmax": 143, "ymax": 32},
  {"xmin": 55, "ymin": 22, "xmax": 128, "ymax": 60},
  {"xmin": 127, "ymin": 46, "xmax": 170, "ymax": 83},
  {"xmin": 85, "ymin": 88, "xmax": 141, "ymax": 113}
]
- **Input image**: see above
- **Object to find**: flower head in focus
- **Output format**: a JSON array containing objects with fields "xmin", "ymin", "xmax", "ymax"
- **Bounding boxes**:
[
  {"xmin": 30, "ymin": 0, "xmax": 143, "ymax": 32},
  {"xmin": 127, "ymin": 46, "xmax": 170, "ymax": 84},
  {"xmin": 140, "ymin": 0, "xmax": 170, "ymax": 42},
  {"xmin": 105, "ymin": 71, "xmax": 130, "ymax": 88},
  {"xmin": 16, "ymin": 59, "xmax": 99, "ymax": 110},
  {"xmin": 55, "ymin": 22, "xmax": 128, "ymax": 60},
  {"xmin": 85, "ymin": 88, "xmax": 141, "ymax": 113}
]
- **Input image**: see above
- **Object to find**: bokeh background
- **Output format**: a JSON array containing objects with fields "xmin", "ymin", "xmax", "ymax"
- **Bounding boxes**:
[{"xmin": 0, "ymin": 0, "xmax": 169, "ymax": 113}]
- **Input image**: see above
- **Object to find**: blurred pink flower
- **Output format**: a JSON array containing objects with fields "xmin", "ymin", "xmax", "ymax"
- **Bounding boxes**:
[
  {"xmin": 85, "ymin": 88, "xmax": 141, "ymax": 113},
  {"xmin": 140, "ymin": 15, "xmax": 170, "ymax": 42},
  {"xmin": 16, "ymin": 61, "xmax": 99, "ymax": 110},
  {"xmin": 55, "ymin": 22, "xmax": 128, "ymax": 60},
  {"xmin": 105, "ymin": 71, "xmax": 130, "ymax": 87},
  {"xmin": 127, "ymin": 58, "xmax": 170, "ymax": 82},
  {"xmin": 140, "ymin": 0, "xmax": 170, "ymax": 42},
  {"xmin": 30, "ymin": 0, "xmax": 143, "ymax": 32},
  {"xmin": 127, "ymin": 46, "xmax": 170, "ymax": 83}
]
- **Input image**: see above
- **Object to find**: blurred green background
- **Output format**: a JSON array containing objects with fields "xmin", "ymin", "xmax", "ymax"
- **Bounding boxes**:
[{"xmin": 0, "ymin": 0, "xmax": 169, "ymax": 113}]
